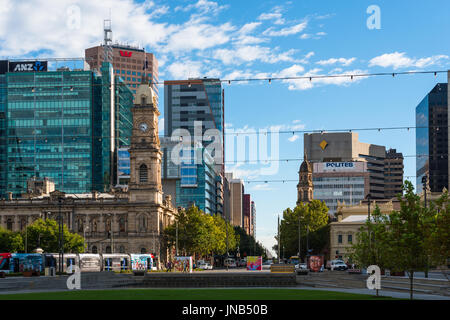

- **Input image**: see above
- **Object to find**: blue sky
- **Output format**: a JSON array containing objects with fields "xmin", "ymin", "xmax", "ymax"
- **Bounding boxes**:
[{"xmin": 1, "ymin": 0, "xmax": 449, "ymax": 254}]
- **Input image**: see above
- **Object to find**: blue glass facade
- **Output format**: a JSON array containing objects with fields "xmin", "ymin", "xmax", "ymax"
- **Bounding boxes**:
[
  {"xmin": 0, "ymin": 62, "xmax": 133, "ymax": 198},
  {"xmin": 416, "ymin": 83, "xmax": 448, "ymax": 193}
]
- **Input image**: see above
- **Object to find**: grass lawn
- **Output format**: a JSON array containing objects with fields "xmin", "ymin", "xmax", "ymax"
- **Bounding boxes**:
[{"xmin": 0, "ymin": 288, "xmax": 398, "ymax": 300}]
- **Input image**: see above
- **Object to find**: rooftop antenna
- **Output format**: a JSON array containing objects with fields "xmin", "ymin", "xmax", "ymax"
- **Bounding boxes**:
[{"xmin": 103, "ymin": 18, "xmax": 113, "ymax": 64}]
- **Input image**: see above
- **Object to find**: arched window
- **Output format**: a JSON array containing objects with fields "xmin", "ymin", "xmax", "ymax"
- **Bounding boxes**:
[
  {"xmin": 139, "ymin": 164, "xmax": 148, "ymax": 183},
  {"xmin": 119, "ymin": 217, "xmax": 126, "ymax": 232},
  {"xmin": 105, "ymin": 246, "xmax": 112, "ymax": 254},
  {"xmin": 92, "ymin": 220, "xmax": 98, "ymax": 232},
  {"xmin": 92, "ymin": 246, "xmax": 98, "ymax": 254},
  {"xmin": 119, "ymin": 246, "xmax": 125, "ymax": 253},
  {"xmin": 6, "ymin": 218, "xmax": 13, "ymax": 231},
  {"xmin": 105, "ymin": 218, "xmax": 111, "ymax": 233},
  {"xmin": 141, "ymin": 95, "xmax": 147, "ymax": 105},
  {"xmin": 303, "ymin": 190, "xmax": 308, "ymax": 200},
  {"xmin": 141, "ymin": 247, "xmax": 147, "ymax": 254}
]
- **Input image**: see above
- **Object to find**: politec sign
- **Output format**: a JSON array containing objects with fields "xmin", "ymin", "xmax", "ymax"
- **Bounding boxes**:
[{"xmin": 314, "ymin": 162, "xmax": 366, "ymax": 173}]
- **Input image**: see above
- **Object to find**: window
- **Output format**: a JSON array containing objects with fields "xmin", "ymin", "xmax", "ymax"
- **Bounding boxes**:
[
  {"xmin": 348, "ymin": 234, "xmax": 352, "ymax": 243},
  {"xmin": 105, "ymin": 218, "xmax": 111, "ymax": 233},
  {"xmin": 119, "ymin": 217, "xmax": 126, "ymax": 232},
  {"xmin": 6, "ymin": 219, "xmax": 13, "ymax": 231},
  {"xmin": 338, "ymin": 234, "xmax": 342, "ymax": 244},
  {"xmin": 138, "ymin": 215, "xmax": 147, "ymax": 232},
  {"xmin": 105, "ymin": 246, "xmax": 112, "ymax": 254},
  {"xmin": 141, "ymin": 248, "xmax": 147, "ymax": 254},
  {"xmin": 119, "ymin": 246, "xmax": 125, "ymax": 253},
  {"xmin": 20, "ymin": 218, "xmax": 26, "ymax": 231},
  {"xmin": 92, "ymin": 246, "xmax": 98, "ymax": 253},
  {"xmin": 77, "ymin": 218, "xmax": 83, "ymax": 233},
  {"xmin": 139, "ymin": 164, "xmax": 148, "ymax": 183}
]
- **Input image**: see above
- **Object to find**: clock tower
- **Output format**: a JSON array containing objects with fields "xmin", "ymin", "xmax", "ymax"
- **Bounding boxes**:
[{"xmin": 128, "ymin": 84, "xmax": 163, "ymax": 203}]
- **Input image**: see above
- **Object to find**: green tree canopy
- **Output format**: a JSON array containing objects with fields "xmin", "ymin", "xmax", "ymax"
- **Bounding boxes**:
[
  {"xmin": 24, "ymin": 218, "xmax": 85, "ymax": 253},
  {"xmin": 0, "ymin": 228, "xmax": 24, "ymax": 252},
  {"xmin": 276, "ymin": 200, "xmax": 329, "ymax": 260},
  {"xmin": 164, "ymin": 205, "xmax": 238, "ymax": 259}
]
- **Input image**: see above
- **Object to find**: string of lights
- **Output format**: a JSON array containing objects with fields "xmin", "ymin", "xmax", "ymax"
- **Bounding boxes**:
[
  {"xmin": 0, "ymin": 69, "xmax": 447, "ymax": 89},
  {"xmin": 0, "ymin": 124, "xmax": 448, "ymax": 142}
]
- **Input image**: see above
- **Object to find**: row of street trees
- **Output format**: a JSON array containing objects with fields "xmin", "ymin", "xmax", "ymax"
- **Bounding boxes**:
[
  {"xmin": 0, "ymin": 218, "xmax": 85, "ymax": 253},
  {"xmin": 163, "ymin": 205, "xmax": 267, "ymax": 261},
  {"xmin": 349, "ymin": 181, "xmax": 450, "ymax": 299},
  {"xmin": 274, "ymin": 200, "xmax": 330, "ymax": 260}
]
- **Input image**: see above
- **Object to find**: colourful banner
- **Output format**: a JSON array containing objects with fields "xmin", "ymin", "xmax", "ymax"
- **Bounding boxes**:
[
  {"xmin": 173, "ymin": 256, "xmax": 193, "ymax": 273},
  {"xmin": 246, "ymin": 256, "xmax": 262, "ymax": 271}
]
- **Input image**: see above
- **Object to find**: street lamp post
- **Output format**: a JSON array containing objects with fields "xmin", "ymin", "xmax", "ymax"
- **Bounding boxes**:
[
  {"xmin": 365, "ymin": 193, "xmax": 372, "ymax": 263},
  {"xmin": 176, "ymin": 220, "xmax": 179, "ymax": 256},
  {"xmin": 58, "ymin": 196, "xmax": 64, "ymax": 274},
  {"xmin": 298, "ymin": 215, "xmax": 301, "ymax": 262},
  {"xmin": 422, "ymin": 175, "xmax": 429, "ymax": 278}
]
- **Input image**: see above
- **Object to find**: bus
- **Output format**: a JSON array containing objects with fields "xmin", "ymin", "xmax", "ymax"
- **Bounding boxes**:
[{"xmin": 288, "ymin": 256, "xmax": 300, "ymax": 265}]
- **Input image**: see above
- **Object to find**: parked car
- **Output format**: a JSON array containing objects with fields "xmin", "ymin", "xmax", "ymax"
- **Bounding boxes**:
[
  {"xmin": 262, "ymin": 260, "xmax": 272, "ymax": 270},
  {"xmin": 224, "ymin": 258, "xmax": 237, "ymax": 268},
  {"xmin": 326, "ymin": 259, "xmax": 348, "ymax": 271},
  {"xmin": 198, "ymin": 262, "xmax": 213, "ymax": 270},
  {"xmin": 295, "ymin": 263, "xmax": 308, "ymax": 270},
  {"xmin": 239, "ymin": 259, "xmax": 247, "ymax": 267}
]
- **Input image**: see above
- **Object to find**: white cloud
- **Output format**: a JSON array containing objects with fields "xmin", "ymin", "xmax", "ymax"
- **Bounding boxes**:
[
  {"xmin": 214, "ymin": 46, "xmax": 299, "ymax": 65},
  {"xmin": 263, "ymin": 22, "xmax": 307, "ymax": 36},
  {"xmin": 0, "ymin": 0, "xmax": 175, "ymax": 58},
  {"xmin": 158, "ymin": 117, "xmax": 164, "ymax": 134},
  {"xmin": 166, "ymin": 60, "xmax": 203, "ymax": 79},
  {"xmin": 369, "ymin": 52, "xmax": 449, "ymax": 69},
  {"xmin": 257, "ymin": 7, "xmax": 285, "ymax": 25},
  {"xmin": 162, "ymin": 22, "xmax": 235, "ymax": 54},
  {"xmin": 316, "ymin": 57, "xmax": 356, "ymax": 66},
  {"xmin": 250, "ymin": 183, "xmax": 274, "ymax": 191},
  {"xmin": 288, "ymin": 135, "xmax": 299, "ymax": 142}
]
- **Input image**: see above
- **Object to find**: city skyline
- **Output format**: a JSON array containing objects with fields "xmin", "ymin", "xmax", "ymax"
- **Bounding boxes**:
[{"xmin": 1, "ymin": 0, "xmax": 450, "ymax": 254}]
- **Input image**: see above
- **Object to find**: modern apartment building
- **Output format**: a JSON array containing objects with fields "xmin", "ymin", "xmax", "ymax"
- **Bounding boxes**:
[
  {"xmin": 416, "ymin": 82, "xmax": 448, "ymax": 194},
  {"xmin": 85, "ymin": 44, "xmax": 158, "ymax": 97},
  {"xmin": 0, "ymin": 60, "xmax": 133, "ymax": 198},
  {"xmin": 384, "ymin": 148, "xmax": 404, "ymax": 198},
  {"xmin": 224, "ymin": 172, "xmax": 244, "ymax": 227}
]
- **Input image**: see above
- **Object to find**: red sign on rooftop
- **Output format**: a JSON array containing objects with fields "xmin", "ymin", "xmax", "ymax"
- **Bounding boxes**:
[{"xmin": 119, "ymin": 50, "xmax": 132, "ymax": 57}]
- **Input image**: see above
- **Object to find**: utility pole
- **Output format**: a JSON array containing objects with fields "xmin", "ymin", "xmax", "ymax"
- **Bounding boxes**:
[
  {"xmin": 277, "ymin": 215, "xmax": 281, "ymax": 264},
  {"xmin": 176, "ymin": 220, "xmax": 179, "ymax": 256},
  {"xmin": 298, "ymin": 214, "xmax": 301, "ymax": 262}
]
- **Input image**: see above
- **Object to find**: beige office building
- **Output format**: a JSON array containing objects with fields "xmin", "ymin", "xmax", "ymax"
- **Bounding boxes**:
[
  {"xmin": 305, "ymin": 132, "xmax": 391, "ymax": 199},
  {"xmin": 224, "ymin": 173, "xmax": 244, "ymax": 227}
]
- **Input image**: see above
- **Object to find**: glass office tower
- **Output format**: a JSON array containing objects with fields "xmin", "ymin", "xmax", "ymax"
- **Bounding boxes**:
[
  {"xmin": 0, "ymin": 61, "xmax": 133, "ymax": 198},
  {"xmin": 163, "ymin": 78, "xmax": 224, "ymax": 215},
  {"xmin": 416, "ymin": 83, "xmax": 448, "ymax": 193}
]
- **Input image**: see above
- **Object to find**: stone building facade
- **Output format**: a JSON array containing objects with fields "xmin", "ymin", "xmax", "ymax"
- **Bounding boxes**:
[
  {"xmin": 0, "ymin": 85, "xmax": 176, "ymax": 267},
  {"xmin": 297, "ymin": 152, "xmax": 313, "ymax": 205}
]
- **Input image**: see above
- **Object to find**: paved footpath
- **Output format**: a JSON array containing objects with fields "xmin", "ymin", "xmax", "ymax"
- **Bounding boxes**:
[{"xmin": 294, "ymin": 286, "xmax": 450, "ymax": 300}]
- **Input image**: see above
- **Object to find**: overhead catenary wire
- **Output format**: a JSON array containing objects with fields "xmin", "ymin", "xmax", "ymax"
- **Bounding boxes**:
[{"xmin": 0, "ymin": 69, "xmax": 447, "ymax": 89}]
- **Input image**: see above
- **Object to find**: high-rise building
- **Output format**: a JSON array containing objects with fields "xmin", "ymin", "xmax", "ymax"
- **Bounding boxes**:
[
  {"xmin": 163, "ymin": 78, "xmax": 225, "ymax": 215},
  {"xmin": 384, "ymin": 148, "xmax": 404, "ymax": 198},
  {"xmin": 243, "ymin": 194, "xmax": 251, "ymax": 234},
  {"xmin": 164, "ymin": 78, "xmax": 224, "ymax": 168},
  {"xmin": 0, "ymin": 60, "xmax": 133, "ymax": 198},
  {"xmin": 416, "ymin": 82, "xmax": 448, "ymax": 194},
  {"xmin": 250, "ymin": 200, "xmax": 256, "ymax": 238},
  {"xmin": 304, "ymin": 132, "xmax": 387, "ymax": 199},
  {"xmin": 312, "ymin": 161, "xmax": 370, "ymax": 215},
  {"xmin": 160, "ymin": 138, "xmax": 223, "ymax": 215},
  {"xmin": 224, "ymin": 172, "xmax": 244, "ymax": 228},
  {"xmin": 85, "ymin": 44, "xmax": 158, "ymax": 97}
]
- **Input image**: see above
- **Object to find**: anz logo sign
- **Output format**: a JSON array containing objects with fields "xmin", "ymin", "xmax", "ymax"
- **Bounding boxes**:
[{"xmin": 9, "ymin": 61, "xmax": 47, "ymax": 72}]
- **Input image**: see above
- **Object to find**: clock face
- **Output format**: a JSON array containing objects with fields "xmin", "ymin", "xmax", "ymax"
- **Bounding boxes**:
[{"xmin": 139, "ymin": 123, "xmax": 148, "ymax": 132}]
